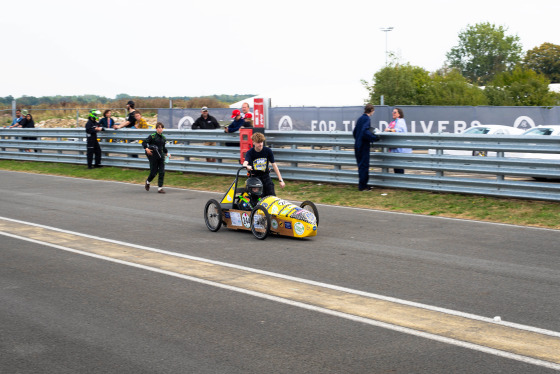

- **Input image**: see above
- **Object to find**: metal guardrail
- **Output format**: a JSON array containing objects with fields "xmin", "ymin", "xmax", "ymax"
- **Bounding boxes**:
[{"xmin": 1, "ymin": 128, "xmax": 560, "ymax": 202}]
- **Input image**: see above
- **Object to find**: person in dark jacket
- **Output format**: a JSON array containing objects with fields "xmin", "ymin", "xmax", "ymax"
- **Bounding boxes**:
[
  {"xmin": 85, "ymin": 110, "xmax": 104, "ymax": 169},
  {"xmin": 353, "ymin": 104, "xmax": 379, "ymax": 191},
  {"xmin": 192, "ymin": 106, "xmax": 220, "ymax": 129},
  {"xmin": 192, "ymin": 106, "xmax": 221, "ymax": 162},
  {"xmin": 224, "ymin": 109, "xmax": 245, "ymax": 133},
  {"xmin": 20, "ymin": 114, "xmax": 37, "ymax": 150},
  {"xmin": 143, "ymin": 122, "xmax": 169, "ymax": 193},
  {"xmin": 98, "ymin": 110, "xmax": 115, "ymax": 128}
]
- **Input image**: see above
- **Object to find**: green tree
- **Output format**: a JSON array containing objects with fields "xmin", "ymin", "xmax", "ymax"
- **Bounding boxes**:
[
  {"xmin": 523, "ymin": 42, "xmax": 560, "ymax": 83},
  {"xmin": 446, "ymin": 22, "xmax": 523, "ymax": 85},
  {"xmin": 484, "ymin": 67, "xmax": 556, "ymax": 106},
  {"xmin": 363, "ymin": 63, "xmax": 431, "ymax": 106},
  {"xmin": 424, "ymin": 68, "xmax": 487, "ymax": 105}
]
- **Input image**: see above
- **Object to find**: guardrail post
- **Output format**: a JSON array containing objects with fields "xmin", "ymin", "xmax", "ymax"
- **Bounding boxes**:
[
  {"xmin": 333, "ymin": 145, "xmax": 341, "ymax": 170},
  {"xmin": 436, "ymin": 148, "xmax": 444, "ymax": 177}
]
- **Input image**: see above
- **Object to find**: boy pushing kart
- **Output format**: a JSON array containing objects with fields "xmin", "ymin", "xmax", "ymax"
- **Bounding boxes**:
[{"xmin": 242, "ymin": 132, "xmax": 285, "ymax": 197}]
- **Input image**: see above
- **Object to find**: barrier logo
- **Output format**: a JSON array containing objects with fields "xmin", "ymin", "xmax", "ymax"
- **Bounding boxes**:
[
  {"xmin": 513, "ymin": 116, "xmax": 535, "ymax": 130},
  {"xmin": 178, "ymin": 116, "xmax": 194, "ymax": 130},
  {"xmin": 278, "ymin": 115, "xmax": 293, "ymax": 131}
]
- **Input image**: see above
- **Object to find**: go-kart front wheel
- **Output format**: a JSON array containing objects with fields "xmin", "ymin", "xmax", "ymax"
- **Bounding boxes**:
[
  {"xmin": 250, "ymin": 205, "xmax": 271, "ymax": 240},
  {"xmin": 300, "ymin": 200, "xmax": 319, "ymax": 226},
  {"xmin": 204, "ymin": 199, "xmax": 223, "ymax": 232}
]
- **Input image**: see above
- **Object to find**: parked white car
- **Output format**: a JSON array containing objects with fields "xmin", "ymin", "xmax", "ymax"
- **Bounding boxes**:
[
  {"xmin": 520, "ymin": 125, "xmax": 560, "ymax": 137},
  {"xmin": 505, "ymin": 125, "xmax": 560, "ymax": 160},
  {"xmin": 429, "ymin": 125, "xmax": 524, "ymax": 156},
  {"xmin": 462, "ymin": 125, "xmax": 525, "ymax": 136}
]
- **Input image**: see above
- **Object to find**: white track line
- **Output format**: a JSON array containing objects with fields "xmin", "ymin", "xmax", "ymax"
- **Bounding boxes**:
[
  {"xmin": 1, "ymin": 215, "xmax": 559, "ymax": 339},
  {"xmin": 1, "ymin": 229, "xmax": 559, "ymax": 371}
]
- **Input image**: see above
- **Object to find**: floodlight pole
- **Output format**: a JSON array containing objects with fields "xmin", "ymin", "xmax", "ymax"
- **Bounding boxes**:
[{"xmin": 380, "ymin": 27, "xmax": 394, "ymax": 66}]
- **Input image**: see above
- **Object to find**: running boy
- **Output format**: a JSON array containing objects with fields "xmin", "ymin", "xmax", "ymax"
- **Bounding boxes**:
[{"xmin": 242, "ymin": 132, "xmax": 285, "ymax": 196}]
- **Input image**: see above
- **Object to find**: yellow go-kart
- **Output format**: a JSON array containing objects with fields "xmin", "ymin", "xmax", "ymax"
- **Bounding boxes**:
[{"xmin": 204, "ymin": 167, "xmax": 318, "ymax": 240}]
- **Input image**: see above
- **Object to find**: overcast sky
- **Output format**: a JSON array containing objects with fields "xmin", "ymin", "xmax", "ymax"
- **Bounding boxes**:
[{"xmin": 2, "ymin": 0, "xmax": 559, "ymax": 99}]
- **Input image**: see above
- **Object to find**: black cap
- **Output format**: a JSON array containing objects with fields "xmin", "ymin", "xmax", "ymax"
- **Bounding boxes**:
[{"xmin": 127, "ymin": 100, "xmax": 135, "ymax": 106}]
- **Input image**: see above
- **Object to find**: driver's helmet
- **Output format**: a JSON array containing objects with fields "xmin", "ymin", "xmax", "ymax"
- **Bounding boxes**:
[
  {"xmin": 89, "ymin": 109, "xmax": 101, "ymax": 121},
  {"xmin": 246, "ymin": 177, "xmax": 263, "ymax": 197}
]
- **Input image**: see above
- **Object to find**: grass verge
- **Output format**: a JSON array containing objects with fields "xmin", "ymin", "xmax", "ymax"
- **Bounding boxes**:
[{"xmin": 1, "ymin": 160, "xmax": 559, "ymax": 230}]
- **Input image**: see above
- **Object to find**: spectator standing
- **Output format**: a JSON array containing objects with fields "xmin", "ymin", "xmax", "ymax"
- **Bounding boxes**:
[
  {"xmin": 225, "ymin": 109, "xmax": 244, "ymax": 133},
  {"xmin": 98, "ymin": 110, "xmax": 115, "ymax": 129},
  {"xmin": 143, "ymin": 122, "xmax": 169, "ymax": 194},
  {"xmin": 241, "ymin": 102, "xmax": 253, "ymax": 119},
  {"xmin": 134, "ymin": 111, "xmax": 150, "ymax": 129},
  {"xmin": 192, "ymin": 106, "xmax": 221, "ymax": 162},
  {"xmin": 242, "ymin": 132, "xmax": 285, "ymax": 197},
  {"xmin": 242, "ymin": 112, "xmax": 254, "ymax": 128},
  {"xmin": 113, "ymin": 100, "xmax": 138, "ymax": 129},
  {"xmin": 8, "ymin": 110, "xmax": 23, "ymax": 128},
  {"xmin": 353, "ymin": 104, "xmax": 379, "ymax": 191},
  {"xmin": 385, "ymin": 107, "xmax": 412, "ymax": 174},
  {"xmin": 192, "ymin": 106, "xmax": 220, "ymax": 130},
  {"xmin": 20, "ymin": 113, "xmax": 37, "ymax": 151},
  {"xmin": 85, "ymin": 110, "xmax": 104, "ymax": 169}
]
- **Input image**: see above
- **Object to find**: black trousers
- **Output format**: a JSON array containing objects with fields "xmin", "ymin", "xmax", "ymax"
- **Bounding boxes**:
[
  {"xmin": 147, "ymin": 155, "xmax": 165, "ymax": 187},
  {"xmin": 354, "ymin": 145, "xmax": 370, "ymax": 190},
  {"xmin": 87, "ymin": 138, "xmax": 101, "ymax": 167},
  {"xmin": 257, "ymin": 174, "xmax": 276, "ymax": 197}
]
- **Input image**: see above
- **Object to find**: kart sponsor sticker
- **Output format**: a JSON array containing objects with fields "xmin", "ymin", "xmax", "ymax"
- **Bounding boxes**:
[
  {"xmin": 294, "ymin": 222, "xmax": 305, "ymax": 236},
  {"xmin": 230, "ymin": 212, "xmax": 242, "ymax": 226},
  {"xmin": 252, "ymin": 213, "xmax": 265, "ymax": 229},
  {"xmin": 242, "ymin": 212, "xmax": 251, "ymax": 228},
  {"xmin": 224, "ymin": 212, "xmax": 230, "ymax": 219},
  {"xmin": 285, "ymin": 222, "xmax": 292, "ymax": 230},
  {"xmin": 271, "ymin": 219, "xmax": 278, "ymax": 230}
]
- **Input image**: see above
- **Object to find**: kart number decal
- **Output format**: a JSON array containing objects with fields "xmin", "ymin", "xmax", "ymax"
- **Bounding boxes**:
[
  {"xmin": 294, "ymin": 222, "xmax": 305, "ymax": 236},
  {"xmin": 242, "ymin": 212, "xmax": 251, "ymax": 228},
  {"xmin": 271, "ymin": 219, "xmax": 278, "ymax": 230},
  {"xmin": 230, "ymin": 212, "xmax": 242, "ymax": 226}
]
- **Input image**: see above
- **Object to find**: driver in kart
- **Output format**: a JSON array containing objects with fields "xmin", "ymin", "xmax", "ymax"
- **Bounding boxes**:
[
  {"xmin": 242, "ymin": 132, "xmax": 285, "ymax": 197},
  {"xmin": 239, "ymin": 177, "xmax": 263, "ymax": 210}
]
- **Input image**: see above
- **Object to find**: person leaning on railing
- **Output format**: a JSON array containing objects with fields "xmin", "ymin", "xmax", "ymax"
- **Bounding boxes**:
[
  {"xmin": 192, "ymin": 106, "xmax": 221, "ymax": 162},
  {"xmin": 385, "ymin": 107, "xmax": 412, "ymax": 174},
  {"xmin": 113, "ymin": 100, "xmax": 138, "ymax": 129},
  {"xmin": 134, "ymin": 111, "xmax": 151, "ymax": 129},
  {"xmin": 98, "ymin": 110, "xmax": 115, "ymax": 129},
  {"xmin": 85, "ymin": 110, "xmax": 104, "ymax": 169}
]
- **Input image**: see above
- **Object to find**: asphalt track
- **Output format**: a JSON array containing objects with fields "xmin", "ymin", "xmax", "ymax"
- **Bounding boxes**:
[{"xmin": 1, "ymin": 170, "xmax": 559, "ymax": 373}]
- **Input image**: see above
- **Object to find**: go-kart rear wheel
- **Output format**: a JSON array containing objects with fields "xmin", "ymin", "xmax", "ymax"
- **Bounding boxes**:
[
  {"xmin": 300, "ymin": 200, "xmax": 319, "ymax": 226},
  {"xmin": 204, "ymin": 199, "xmax": 223, "ymax": 232},
  {"xmin": 250, "ymin": 205, "xmax": 271, "ymax": 240}
]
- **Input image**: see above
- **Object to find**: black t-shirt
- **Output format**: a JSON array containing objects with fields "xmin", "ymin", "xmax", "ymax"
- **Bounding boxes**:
[
  {"xmin": 244, "ymin": 146, "xmax": 275, "ymax": 176},
  {"xmin": 126, "ymin": 110, "xmax": 137, "ymax": 128}
]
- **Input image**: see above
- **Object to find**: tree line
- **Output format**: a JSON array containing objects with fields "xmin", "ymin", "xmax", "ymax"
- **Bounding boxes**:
[
  {"xmin": 0, "ymin": 94, "xmax": 255, "ymax": 109},
  {"xmin": 364, "ymin": 22, "xmax": 560, "ymax": 106}
]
